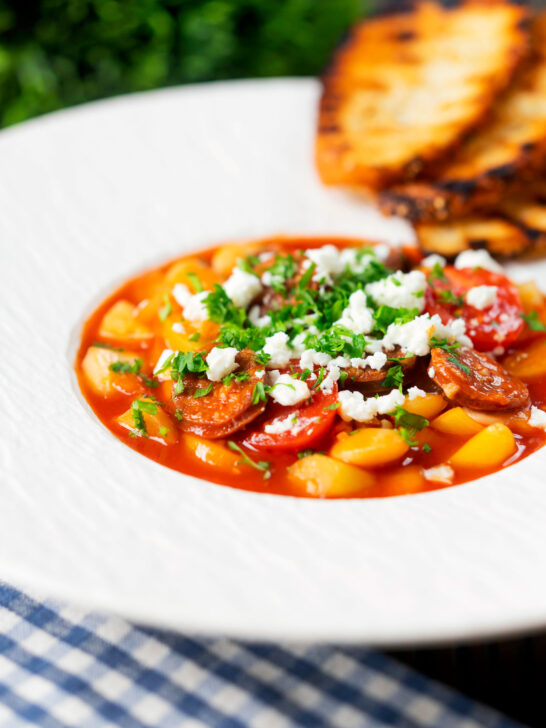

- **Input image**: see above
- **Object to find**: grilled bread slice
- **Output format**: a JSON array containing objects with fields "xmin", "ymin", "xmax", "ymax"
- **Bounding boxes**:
[
  {"xmin": 380, "ymin": 12, "xmax": 546, "ymax": 222},
  {"xmin": 498, "ymin": 194, "xmax": 546, "ymax": 254},
  {"xmin": 416, "ymin": 217, "xmax": 530, "ymax": 258},
  {"xmin": 316, "ymin": 0, "xmax": 529, "ymax": 189}
]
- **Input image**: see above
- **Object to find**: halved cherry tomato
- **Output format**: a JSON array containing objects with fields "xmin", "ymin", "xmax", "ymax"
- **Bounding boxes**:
[
  {"xmin": 241, "ymin": 375, "xmax": 338, "ymax": 452},
  {"xmin": 425, "ymin": 266, "xmax": 524, "ymax": 352}
]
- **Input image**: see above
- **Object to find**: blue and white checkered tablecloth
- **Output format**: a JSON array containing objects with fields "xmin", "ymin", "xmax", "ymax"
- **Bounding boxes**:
[{"xmin": 0, "ymin": 583, "xmax": 524, "ymax": 728}]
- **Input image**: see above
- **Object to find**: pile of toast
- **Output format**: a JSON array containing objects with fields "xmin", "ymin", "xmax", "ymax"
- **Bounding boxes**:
[{"xmin": 316, "ymin": 0, "xmax": 546, "ymax": 259}]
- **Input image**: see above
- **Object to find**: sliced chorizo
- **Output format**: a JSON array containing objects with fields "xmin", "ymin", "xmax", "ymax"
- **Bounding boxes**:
[
  {"xmin": 168, "ymin": 349, "xmax": 266, "ymax": 438},
  {"xmin": 345, "ymin": 348, "xmax": 416, "ymax": 386},
  {"xmin": 429, "ymin": 347, "xmax": 529, "ymax": 411}
]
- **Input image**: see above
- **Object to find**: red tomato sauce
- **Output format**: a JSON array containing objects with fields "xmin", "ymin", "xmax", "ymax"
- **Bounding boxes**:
[{"xmin": 75, "ymin": 237, "xmax": 546, "ymax": 498}]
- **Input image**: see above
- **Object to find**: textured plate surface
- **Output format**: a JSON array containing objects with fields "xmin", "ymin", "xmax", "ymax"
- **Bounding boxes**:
[{"xmin": 2, "ymin": 79, "xmax": 546, "ymax": 646}]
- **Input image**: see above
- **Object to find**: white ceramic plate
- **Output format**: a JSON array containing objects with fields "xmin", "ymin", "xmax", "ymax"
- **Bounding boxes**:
[{"xmin": 3, "ymin": 78, "xmax": 546, "ymax": 646}]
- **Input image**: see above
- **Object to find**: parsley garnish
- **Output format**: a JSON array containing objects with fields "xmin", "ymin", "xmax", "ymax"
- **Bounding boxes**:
[
  {"xmin": 251, "ymin": 381, "xmax": 269, "ymax": 404},
  {"xmin": 324, "ymin": 402, "xmax": 340, "ymax": 411},
  {"xmin": 205, "ymin": 284, "xmax": 246, "ymax": 326},
  {"xmin": 312, "ymin": 367, "xmax": 326, "ymax": 390},
  {"xmin": 428, "ymin": 262, "xmax": 447, "ymax": 283},
  {"xmin": 159, "ymin": 426, "xmax": 169, "ymax": 438},
  {"xmin": 422, "ymin": 443, "xmax": 432, "ymax": 454},
  {"xmin": 222, "ymin": 371, "xmax": 250, "ymax": 386},
  {"xmin": 193, "ymin": 383, "xmax": 213, "ymax": 398},
  {"xmin": 393, "ymin": 406, "xmax": 429, "ymax": 447},
  {"xmin": 438, "ymin": 290, "xmax": 464, "ymax": 307},
  {"xmin": 447, "ymin": 354, "xmax": 471, "ymax": 375},
  {"xmin": 174, "ymin": 409, "xmax": 184, "ymax": 421},
  {"xmin": 189, "ymin": 332, "xmax": 201, "ymax": 342},
  {"xmin": 130, "ymin": 397, "xmax": 159, "ymax": 438},
  {"xmin": 186, "ymin": 272, "xmax": 203, "ymax": 293},
  {"xmin": 382, "ymin": 364, "xmax": 404, "ymax": 391},
  {"xmin": 159, "ymin": 293, "xmax": 172, "ymax": 321},
  {"xmin": 521, "ymin": 311, "xmax": 546, "ymax": 332},
  {"xmin": 109, "ymin": 358, "xmax": 142, "ymax": 375},
  {"xmin": 227, "ymin": 441, "xmax": 270, "ymax": 478},
  {"xmin": 92, "ymin": 341, "xmax": 124, "ymax": 351},
  {"xmin": 430, "ymin": 337, "xmax": 460, "ymax": 353},
  {"xmin": 297, "ymin": 449, "xmax": 316, "ymax": 459}
]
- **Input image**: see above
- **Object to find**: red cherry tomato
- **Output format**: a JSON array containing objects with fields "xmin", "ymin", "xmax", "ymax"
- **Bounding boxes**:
[
  {"xmin": 425, "ymin": 266, "xmax": 524, "ymax": 352},
  {"xmin": 241, "ymin": 377, "xmax": 338, "ymax": 453}
]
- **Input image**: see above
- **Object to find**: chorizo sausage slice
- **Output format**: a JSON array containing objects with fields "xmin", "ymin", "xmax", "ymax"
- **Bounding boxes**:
[
  {"xmin": 429, "ymin": 347, "xmax": 529, "ymax": 411},
  {"xmin": 168, "ymin": 349, "xmax": 266, "ymax": 438},
  {"xmin": 345, "ymin": 348, "xmax": 416, "ymax": 385}
]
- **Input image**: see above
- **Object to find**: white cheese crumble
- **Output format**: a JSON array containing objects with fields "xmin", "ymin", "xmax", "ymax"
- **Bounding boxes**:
[
  {"xmin": 349, "ymin": 352, "xmax": 388, "ymax": 371},
  {"xmin": 223, "ymin": 268, "xmax": 262, "ymax": 309},
  {"xmin": 179, "ymin": 290, "xmax": 210, "ymax": 322},
  {"xmin": 171, "ymin": 322, "xmax": 185, "ymax": 334},
  {"xmin": 264, "ymin": 414, "xmax": 305, "ymax": 435},
  {"xmin": 153, "ymin": 348, "xmax": 174, "ymax": 381},
  {"xmin": 172, "ymin": 283, "xmax": 193, "ymax": 307},
  {"xmin": 338, "ymin": 389, "xmax": 405, "ymax": 423},
  {"xmin": 299, "ymin": 349, "xmax": 332, "ymax": 370},
  {"xmin": 335, "ymin": 290, "xmax": 374, "ymax": 334},
  {"xmin": 528, "ymin": 406, "xmax": 546, "ymax": 430},
  {"xmin": 205, "ymin": 347, "xmax": 239, "ymax": 382},
  {"xmin": 466, "ymin": 285, "xmax": 498, "ymax": 310},
  {"xmin": 407, "ymin": 386, "xmax": 427, "ymax": 400},
  {"xmin": 383, "ymin": 313, "xmax": 472, "ymax": 356},
  {"xmin": 421, "ymin": 254, "xmax": 447, "ymax": 268},
  {"xmin": 262, "ymin": 332, "xmax": 294, "ymax": 369},
  {"xmin": 454, "ymin": 249, "xmax": 503, "ymax": 273},
  {"xmin": 366, "ymin": 270, "xmax": 427, "ymax": 313},
  {"xmin": 304, "ymin": 245, "xmax": 382, "ymax": 284},
  {"xmin": 423, "ymin": 465, "xmax": 455, "ymax": 484},
  {"xmin": 248, "ymin": 305, "xmax": 271, "ymax": 328},
  {"xmin": 269, "ymin": 374, "xmax": 310, "ymax": 406},
  {"xmin": 428, "ymin": 366, "xmax": 435, "ymax": 378}
]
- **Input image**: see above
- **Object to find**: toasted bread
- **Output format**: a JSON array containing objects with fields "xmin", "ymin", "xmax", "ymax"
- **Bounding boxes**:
[
  {"xmin": 416, "ymin": 217, "xmax": 530, "ymax": 258},
  {"xmin": 379, "ymin": 13, "xmax": 546, "ymax": 222},
  {"xmin": 498, "ymin": 195, "xmax": 546, "ymax": 254},
  {"xmin": 316, "ymin": 0, "xmax": 529, "ymax": 189}
]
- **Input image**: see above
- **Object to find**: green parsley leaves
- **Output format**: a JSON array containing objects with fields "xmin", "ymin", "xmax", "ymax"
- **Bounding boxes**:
[
  {"xmin": 227, "ymin": 441, "xmax": 270, "ymax": 478},
  {"xmin": 521, "ymin": 311, "xmax": 546, "ymax": 332},
  {"xmin": 447, "ymin": 353, "xmax": 471, "ymax": 375},
  {"xmin": 393, "ymin": 407, "xmax": 429, "ymax": 447}
]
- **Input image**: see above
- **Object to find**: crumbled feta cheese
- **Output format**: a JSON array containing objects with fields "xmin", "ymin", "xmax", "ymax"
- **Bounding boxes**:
[
  {"xmin": 529, "ymin": 406, "xmax": 546, "ymax": 430},
  {"xmin": 338, "ymin": 389, "xmax": 405, "ymax": 423},
  {"xmin": 366, "ymin": 270, "xmax": 427, "ymax": 313},
  {"xmin": 428, "ymin": 366, "xmax": 435, "ymax": 378},
  {"xmin": 171, "ymin": 322, "xmax": 185, "ymax": 334},
  {"xmin": 269, "ymin": 374, "xmax": 310, "ymax": 406},
  {"xmin": 423, "ymin": 465, "xmax": 454, "ymax": 484},
  {"xmin": 421, "ymin": 254, "xmax": 447, "ymax": 268},
  {"xmin": 206, "ymin": 347, "xmax": 239, "ymax": 382},
  {"xmin": 255, "ymin": 370, "xmax": 265, "ymax": 379},
  {"xmin": 305, "ymin": 244, "xmax": 345, "ymax": 284},
  {"xmin": 299, "ymin": 349, "xmax": 332, "ymax": 370},
  {"xmin": 383, "ymin": 313, "xmax": 472, "ymax": 356},
  {"xmin": 262, "ymin": 332, "xmax": 295, "ymax": 369},
  {"xmin": 248, "ymin": 305, "xmax": 271, "ymax": 328},
  {"xmin": 320, "ymin": 365, "xmax": 340, "ymax": 394},
  {"xmin": 181, "ymin": 291, "xmax": 210, "ymax": 322},
  {"xmin": 222, "ymin": 268, "xmax": 262, "ymax": 309},
  {"xmin": 264, "ymin": 414, "xmax": 305, "ymax": 435},
  {"xmin": 407, "ymin": 386, "xmax": 427, "ymax": 400},
  {"xmin": 466, "ymin": 285, "xmax": 498, "ymax": 310},
  {"xmin": 349, "ymin": 352, "xmax": 388, "ymax": 371},
  {"xmin": 454, "ymin": 249, "xmax": 503, "ymax": 273},
  {"xmin": 153, "ymin": 348, "xmax": 174, "ymax": 381},
  {"xmin": 335, "ymin": 290, "xmax": 374, "ymax": 334},
  {"xmin": 172, "ymin": 283, "xmax": 192, "ymax": 308}
]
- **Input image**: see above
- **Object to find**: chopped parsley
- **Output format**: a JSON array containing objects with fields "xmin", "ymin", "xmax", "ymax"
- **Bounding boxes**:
[
  {"xmin": 430, "ymin": 337, "xmax": 460, "ymax": 353},
  {"xmin": 222, "ymin": 371, "xmax": 250, "ymax": 386},
  {"xmin": 324, "ymin": 402, "xmax": 340, "ymax": 410},
  {"xmin": 130, "ymin": 397, "xmax": 159, "ymax": 438},
  {"xmin": 109, "ymin": 358, "xmax": 142, "ymax": 375},
  {"xmin": 447, "ymin": 353, "xmax": 472, "ymax": 375},
  {"xmin": 427, "ymin": 262, "xmax": 447, "ymax": 283},
  {"xmin": 297, "ymin": 449, "xmax": 316, "ymax": 459},
  {"xmin": 174, "ymin": 409, "xmax": 184, "ymax": 421},
  {"xmin": 227, "ymin": 441, "xmax": 270, "ymax": 478},
  {"xmin": 186, "ymin": 272, "xmax": 203, "ymax": 293},
  {"xmin": 205, "ymin": 284, "xmax": 246, "ymax": 326},
  {"xmin": 189, "ymin": 332, "xmax": 201, "ymax": 342},
  {"xmin": 521, "ymin": 311, "xmax": 546, "ymax": 332},
  {"xmin": 251, "ymin": 381, "xmax": 269, "ymax": 404},
  {"xmin": 193, "ymin": 382, "xmax": 213, "ymax": 398},
  {"xmin": 92, "ymin": 341, "xmax": 124, "ymax": 351},
  {"xmin": 438, "ymin": 290, "xmax": 464, "ymax": 307},
  {"xmin": 393, "ymin": 407, "xmax": 429, "ymax": 447},
  {"xmin": 382, "ymin": 364, "xmax": 404, "ymax": 391},
  {"xmin": 159, "ymin": 293, "xmax": 172, "ymax": 321}
]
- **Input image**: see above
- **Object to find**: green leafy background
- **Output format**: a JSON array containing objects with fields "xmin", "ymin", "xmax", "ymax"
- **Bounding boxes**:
[{"xmin": 0, "ymin": 0, "xmax": 366, "ymax": 127}]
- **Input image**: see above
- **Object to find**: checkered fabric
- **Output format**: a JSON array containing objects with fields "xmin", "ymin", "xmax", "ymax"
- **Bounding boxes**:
[{"xmin": 0, "ymin": 584, "xmax": 523, "ymax": 728}]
